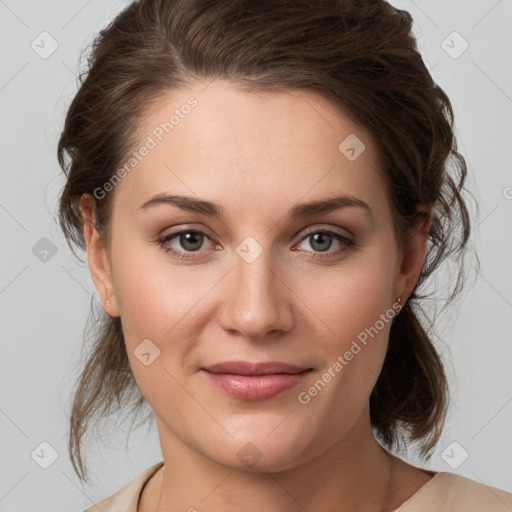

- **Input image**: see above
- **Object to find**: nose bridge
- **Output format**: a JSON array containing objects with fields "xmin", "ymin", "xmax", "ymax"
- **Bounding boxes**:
[{"xmin": 221, "ymin": 236, "xmax": 293, "ymax": 339}]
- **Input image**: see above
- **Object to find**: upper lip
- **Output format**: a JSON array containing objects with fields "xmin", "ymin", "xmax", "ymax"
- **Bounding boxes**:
[{"xmin": 202, "ymin": 360, "xmax": 312, "ymax": 376}]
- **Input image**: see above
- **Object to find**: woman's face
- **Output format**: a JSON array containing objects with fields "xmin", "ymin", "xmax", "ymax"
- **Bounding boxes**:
[{"xmin": 84, "ymin": 79, "xmax": 426, "ymax": 471}]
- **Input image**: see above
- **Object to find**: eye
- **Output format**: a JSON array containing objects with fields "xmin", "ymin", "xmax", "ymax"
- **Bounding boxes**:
[
  {"xmin": 157, "ymin": 229, "xmax": 218, "ymax": 260},
  {"xmin": 293, "ymin": 229, "xmax": 353, "ymax": 260},
  {"xmin": 157, "ymin": 227, "xmax": 354, "ymax": 261}
]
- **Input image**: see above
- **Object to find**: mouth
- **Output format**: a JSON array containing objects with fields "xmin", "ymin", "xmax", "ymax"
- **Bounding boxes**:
[{"xmin": 200, "ymin": 360, "xmax": 313, "ymax": 400}]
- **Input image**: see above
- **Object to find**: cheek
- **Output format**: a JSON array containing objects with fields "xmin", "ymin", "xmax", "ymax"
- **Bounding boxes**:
[
  {"xmin": 110, "ymin": 226, "xmax": 193, "ymax": 334},
  {"xmin": 296, "ymin": 250, "xmax": 397, "ymax": 398},
  {"xmin": 291, "ymin": 269, "xmax": 396, "ymax": 433},
  {"xmin": 111, "ymin": 246, "xmax": 214, "ymax": 408},
  {"xmin": 304, "ymin": 258, "xmax": 396, "ymax": 347},
  {"xmin": 110, "ymin": 234, "xmax": 226, "ymax": 372}
]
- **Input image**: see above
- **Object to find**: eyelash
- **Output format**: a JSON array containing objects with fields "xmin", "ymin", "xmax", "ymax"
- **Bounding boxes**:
[{"xmin": 157, "ymin": 228, "xmax": 354, "ymax": 261}]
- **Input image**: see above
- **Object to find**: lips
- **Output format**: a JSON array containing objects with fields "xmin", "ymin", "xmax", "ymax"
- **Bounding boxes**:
[
  {"xmin": 200, "ymin": 360, "xmax": 313, "ymax": 400},
  {"xmin": 202, "ymin": 360, "xmax": 311, "ymax": 376}
]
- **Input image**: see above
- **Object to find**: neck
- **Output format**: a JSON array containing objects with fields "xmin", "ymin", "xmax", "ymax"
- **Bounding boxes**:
[{"xmin": 142, "ymin": 407, "xmax": 407, "ymax": 512}]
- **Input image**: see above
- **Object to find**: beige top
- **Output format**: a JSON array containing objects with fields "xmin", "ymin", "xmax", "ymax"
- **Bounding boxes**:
[{"xmin": 82, "ymin": 460, "xmax": 512, "ymax": 512}]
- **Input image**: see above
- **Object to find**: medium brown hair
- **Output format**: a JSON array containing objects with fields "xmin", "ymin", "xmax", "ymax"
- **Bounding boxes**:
[{"xmin": 58, "ymin": 0, "xmax": 471, "ymax": 482}]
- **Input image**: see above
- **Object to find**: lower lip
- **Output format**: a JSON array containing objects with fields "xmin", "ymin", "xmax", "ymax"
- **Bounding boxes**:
[{"xmin": 201, "ymin": 369, "xmax": 312, "ymax": 400}]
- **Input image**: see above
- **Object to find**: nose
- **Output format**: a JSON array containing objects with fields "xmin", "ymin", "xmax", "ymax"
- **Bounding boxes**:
[{"xmin": 218, "ymin": 245, "xmax": 295, "ymax": 341}]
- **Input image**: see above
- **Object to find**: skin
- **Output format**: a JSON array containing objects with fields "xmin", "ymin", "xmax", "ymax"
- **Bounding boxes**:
[{"xmin": 80, "ymin": 79, "xmax": 434, "ymax": 512}]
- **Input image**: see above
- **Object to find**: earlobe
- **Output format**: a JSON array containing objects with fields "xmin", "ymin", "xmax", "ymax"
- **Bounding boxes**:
[
  {"xmin": 79, "ymin": 194, "xmax": 120, "ymax": 317},
  {"xmin": 394, "ymin": 209, "xmax": 433, "ymax": 303}
]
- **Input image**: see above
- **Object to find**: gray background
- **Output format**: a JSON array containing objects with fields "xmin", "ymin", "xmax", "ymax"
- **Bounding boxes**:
[{"xmin": 1, "ymin": 1, "xmax": 511, "ymax": 510}]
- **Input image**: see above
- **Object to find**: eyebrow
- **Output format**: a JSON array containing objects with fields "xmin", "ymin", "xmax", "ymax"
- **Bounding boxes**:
[{"xmin": 138, "ymin": 193, "xmax": 372, "ymax": 220}]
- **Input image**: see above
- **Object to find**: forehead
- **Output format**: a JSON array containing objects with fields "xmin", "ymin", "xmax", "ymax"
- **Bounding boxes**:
[{"xmin": 110, "ymin": 79, "xmax": 388, "ymax": 219}]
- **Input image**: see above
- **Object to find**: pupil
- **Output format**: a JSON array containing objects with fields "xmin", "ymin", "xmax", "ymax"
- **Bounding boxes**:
[
  {"xmin": 181, "ymin": 232, "xmax": 202, "ymax": 251},
  {"xmin": 311, "ymin": 233, "xmax": 331, "ymax": 252}
]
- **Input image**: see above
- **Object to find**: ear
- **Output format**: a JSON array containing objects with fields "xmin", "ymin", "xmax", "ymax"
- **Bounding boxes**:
[
  {"xmin": 79, "ymin": 194, "xmax": 120, "ymax": 317},
  {"xmin": 394, "ymin": 208, "xmax": 433, "ymax": 303}
]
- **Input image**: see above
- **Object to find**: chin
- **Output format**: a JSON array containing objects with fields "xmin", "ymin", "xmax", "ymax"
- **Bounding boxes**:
[{"xmin": 200, "ymin": 425, "xmax": 315, "ymax": 473}]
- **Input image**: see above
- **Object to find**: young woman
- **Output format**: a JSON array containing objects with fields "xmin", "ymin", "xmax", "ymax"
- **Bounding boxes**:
[{"xmin": 57, "ymin": 0, "xmax": 512, "ymax": 510}]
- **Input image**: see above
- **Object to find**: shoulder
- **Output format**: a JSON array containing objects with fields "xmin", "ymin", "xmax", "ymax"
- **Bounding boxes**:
[
  {"xmin": 81, "ymin": 461, "xmax": 164, "ymax": 512},
  {"xmin": 396, "ymin": 471, "xmax": 512, "ymax": 511}
]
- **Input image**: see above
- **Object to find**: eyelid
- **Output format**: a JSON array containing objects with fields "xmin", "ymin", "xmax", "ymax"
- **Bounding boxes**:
[
  {"xmin": 293, "ymin": 223, "xmax": 355, "ymax": 241},
  {"xmin": 292, "ymin": 228, "xmax": 354, "ymax": 259},
  {"xmin": 159, "ymin": 223, "xmax": 353, "ymax": 247},
  {"xmin": 160, "ymin": 227, "xmax": 219, "ymax": 250},
  {"xmin": 158, "ymin": 223, "xmax": 215, "ymax": 237}
]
